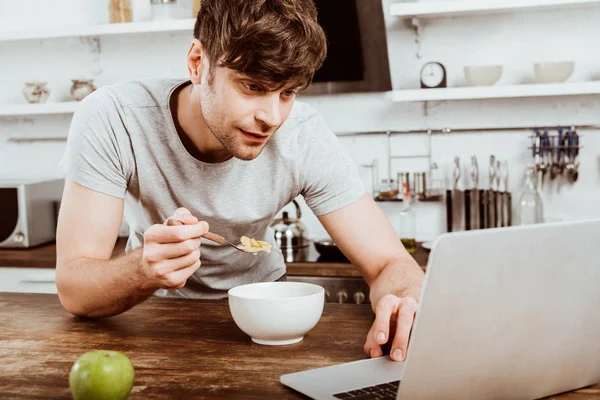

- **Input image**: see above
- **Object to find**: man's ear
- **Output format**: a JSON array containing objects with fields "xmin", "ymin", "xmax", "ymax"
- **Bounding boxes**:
[{"xmin": 187, "ymin": 39, "xmax": 206, "ymax": 85}]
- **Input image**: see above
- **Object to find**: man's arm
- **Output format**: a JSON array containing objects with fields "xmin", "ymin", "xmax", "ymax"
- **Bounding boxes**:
[
  {"xmin": 56, "ymin": 180, "xmax": 207, "ymax": 318},
  {"xmin": 318, "ymin": 193, "xmax": 424, "ymax": 304},
  {"xmin": 318, "ymin": 193, "xmax": 425, "ymax": 361}
]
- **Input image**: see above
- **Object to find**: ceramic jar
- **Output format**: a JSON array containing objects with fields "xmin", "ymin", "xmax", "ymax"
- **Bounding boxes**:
[
  {"xmin": 70, "ymin": 79, "xmax": 97, "ymax": 101},
  {"xmin": 22, "ymin": 81, "xmax": 50, "ymax": 104}
]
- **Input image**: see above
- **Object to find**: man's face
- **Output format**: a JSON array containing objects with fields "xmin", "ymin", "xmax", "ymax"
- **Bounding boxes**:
[{"xmin": 197, "ymin": 61, "xmax": 299, "ymax": 161}]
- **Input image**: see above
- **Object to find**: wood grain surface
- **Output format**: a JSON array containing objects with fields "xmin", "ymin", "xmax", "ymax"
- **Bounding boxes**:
[{"xmin": 1, "ymin": 293, "xmax": 598, "ymax": 399}]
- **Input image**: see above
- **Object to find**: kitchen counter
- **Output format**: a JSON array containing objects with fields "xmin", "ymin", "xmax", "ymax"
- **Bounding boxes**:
[
  {"xmin": 1, "ymin": 292, "xmax": 598, "ymax": 399},
  {"xmin": 1, "ymin": 292, "xmax": 371, "ymax": 399},
  {"xmin": 0, "ymin": 238, "xmax": 430, "ymax": 277}
]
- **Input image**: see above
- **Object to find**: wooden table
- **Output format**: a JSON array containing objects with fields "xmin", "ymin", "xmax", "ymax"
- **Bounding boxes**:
[
  {"xmin": 0, "ymin": 293, "xmax": 373, "ymax": 399},
  {"xmin": 1, "ymin": 293, "xmax": 599, "ymax": 399}
]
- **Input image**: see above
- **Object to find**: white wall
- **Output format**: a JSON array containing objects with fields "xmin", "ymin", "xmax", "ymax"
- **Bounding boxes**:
[{"xmin": 1, "ymin": 0, "xmax": 599, "ymax": 241}]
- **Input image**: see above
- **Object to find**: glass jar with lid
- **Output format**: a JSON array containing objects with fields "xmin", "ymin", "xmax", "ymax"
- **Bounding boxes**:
[
  {"xmin": 377, "ymin": 178, "xmax": 398, "ymax": 200},
  {"xmin": 151, "ymin": 0, "xmax": 178, "ymax": 21}
]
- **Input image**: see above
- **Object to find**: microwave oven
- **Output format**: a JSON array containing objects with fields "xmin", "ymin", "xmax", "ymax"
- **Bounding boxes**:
[{"xmin": 0, "ymin": 179, "xmax": 64, "ymax": 248}]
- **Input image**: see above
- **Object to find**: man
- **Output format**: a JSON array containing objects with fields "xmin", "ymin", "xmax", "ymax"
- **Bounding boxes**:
[{"xmin": 56, "ymin": 0, "xmax": 424, "ymax": 363}]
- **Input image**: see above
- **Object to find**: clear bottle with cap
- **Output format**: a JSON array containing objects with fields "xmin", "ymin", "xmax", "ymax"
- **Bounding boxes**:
[
  {"xmin": 517, "ymin": 166, "xmax": 544, "ymax": 225},
  {"xmin": 398, "ymin": 183, "xmax": 416, "ymax": 254}
]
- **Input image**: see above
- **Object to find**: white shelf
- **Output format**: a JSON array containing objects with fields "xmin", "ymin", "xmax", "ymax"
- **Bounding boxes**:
[
  {"xmin": 0, "ymin": 102, "xmax": 80, "ymax": 117},
  {"xmin": 390, "ymin": 0, "xmax": 600, "ymax": 18},
  {"xmin": 390, "ymin": 82, "xmax": 600, "ymax": 102},
  {"xmin": 0, "ymin": 18, "xmax": 196, "ymax": 42}
]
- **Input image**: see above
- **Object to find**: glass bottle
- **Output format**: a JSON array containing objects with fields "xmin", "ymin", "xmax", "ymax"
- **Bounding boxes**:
[
  {"xmin": 398, "ymin": 183, "xmax": 417, "ymax": 254},
  {"xmin": 517, "ymin": 166, "xmax": 544, "ymax": 225},
  {"xmin": 428, "ymin": 162, "xmax": 444, "ymax": 198}
]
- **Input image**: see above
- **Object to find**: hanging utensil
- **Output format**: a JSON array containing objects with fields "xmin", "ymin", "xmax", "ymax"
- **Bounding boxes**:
[
  {"xmin": 571, "ymin": 127, "xmax": 580, "ymax": 183},
  {"xmin": 446, "ymin": 188, "xmax": 453, "ymax": 233},
  {"xmin": 470, "ymin": 155, "xmax": 480, "ymax": 230},
  {"xmin": 550, "ymin": 127, "xmax": 563, "ymax": 181},
  {"xmin": 533, "ymin": 129, "xmax": 541, "ymax": 184},
  {"xmin": 557, "ymin": 129, "xmax": 568, "ymax": 193},
  {"xmin": 464, "ymin": 188, "xmax": 471, "ymax": 231},
  {"xmin": 452, "ymin": 156, "xmax": 464, "ymax": 232},
  {"xmin": 500, "ymin": 161, "xmax": 510, "ymax": 227},
  {"xmin": 487, "ymin": 155, "xmax": 496, "ymax": 229},
  {"xmin": 565, "ymin": 126, "xmax": 579, "ymax": 183},
  {"xmin": 539, "ymin": 128, "xmax": 550, "ymax": 190},
  {"xmin": 496, "ymin": 160, "xmax": 504, "ymax": 227},
  {"xmin": 480, "ymin": 189, "xmax": 488, "ymax": 229}
]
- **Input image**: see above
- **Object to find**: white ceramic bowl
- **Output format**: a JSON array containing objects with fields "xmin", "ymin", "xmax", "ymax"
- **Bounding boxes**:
[
  {"xmin": 534, "ymin": 61, "xmax": 575, "ymax": 83},
  {"xmin": 464, "ymin": 65, "xmax": 503, "ymax": 86},
  {"xmin": 228, "ymin": 282, "xmax": 325, "ymax": 346}
]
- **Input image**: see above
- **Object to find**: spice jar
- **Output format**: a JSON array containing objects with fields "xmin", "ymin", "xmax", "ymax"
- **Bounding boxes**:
[
  {"xmin": 23, "ymin": 81, "xmax": 50, "ymax": 104},
  {"xmin": 109, "ymin": 0, "xmax": 133, "ymax": 23},
  {"xmin": 70, "ymin": 79, "xmax": 97, "ymax": 102},
  {"xmin": 151, "ymin": 0, "xmax": 178, "ymax": 21},
  {"xmin": 377, "ymin": 178, "xmax": 399, "ymax": 200}
]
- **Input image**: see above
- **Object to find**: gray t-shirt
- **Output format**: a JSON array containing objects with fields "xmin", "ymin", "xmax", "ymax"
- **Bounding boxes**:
[{"xmin": 61, "ymin": 79, "xmax": 365, "ymax": 299}]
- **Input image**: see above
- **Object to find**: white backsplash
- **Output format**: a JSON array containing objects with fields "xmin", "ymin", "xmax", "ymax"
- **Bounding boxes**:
[{"xmin": 1, "ymin": 0, "xmax": 600, "ymax": 241}]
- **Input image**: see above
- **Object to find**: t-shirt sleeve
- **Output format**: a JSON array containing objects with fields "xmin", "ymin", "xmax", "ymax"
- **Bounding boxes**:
[
  {"xmin": 298, "ymin": 112, "xmax": 366, "ymax": 216},
  {"xmin": 60, "ymin": 89, "xmax": 129, "ymax": 199}
]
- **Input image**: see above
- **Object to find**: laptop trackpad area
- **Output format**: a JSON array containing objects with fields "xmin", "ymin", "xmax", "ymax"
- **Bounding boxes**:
[{"xmin": 280, "ymin": 356, "xmax": 404, "ymax": 400}]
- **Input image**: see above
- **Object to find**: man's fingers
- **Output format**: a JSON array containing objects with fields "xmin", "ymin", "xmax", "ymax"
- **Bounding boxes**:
[
  {"xmin": 390, "ymin": 297, "xmax": 418, "ymax": 361},
  {"xmin": 363, "ymin": 326, "xmax": 384, "ymax": 358},
  {"xmin": 147, "ymin": 221, "xmax": 209, "ymax": 243},
  {"xmin": 372, "ymin": 295, "xmax": 400, "ymax": 346},
  {"xmin": 153, "ymin": 249, "xmax": 201, "ymax": 276},
  {"xmin": 144, "ymin": 238, "xmax": 201, "ymax": 262},
  {"xmin": 163, "ymin": 259, "xmax": 202, "ymax": 290},
  {"xmin": 170, "ymin": 208, "xmax": 198, "ymax": 225},
  {"xmin": 173, "ymin": 207, "xmax": 192, "ymax": 219}
]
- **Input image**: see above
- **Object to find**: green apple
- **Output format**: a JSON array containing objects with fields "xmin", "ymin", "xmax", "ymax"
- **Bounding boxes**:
[{"xmin": 69, "ymin": 350, "xmax": 135, "ymax": 400}]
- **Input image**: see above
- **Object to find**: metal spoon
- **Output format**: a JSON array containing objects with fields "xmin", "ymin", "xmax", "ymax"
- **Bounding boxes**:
[{"xmin": 166, "ymin": 219, "xmax": 267, "ymax": 255}]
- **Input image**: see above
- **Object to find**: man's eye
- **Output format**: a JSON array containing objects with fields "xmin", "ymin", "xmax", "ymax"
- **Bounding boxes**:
[
  {"xmin": 283, "ymin": 90, "xmax": 297, "ymax": 98},
  {"xmin": 244, "ymin": 83, "xmax": 262, "ymax": 92}
]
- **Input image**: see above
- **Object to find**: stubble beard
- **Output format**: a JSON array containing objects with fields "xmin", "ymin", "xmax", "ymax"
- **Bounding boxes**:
[{"xmin": 199, "ymin": 82, "xmax": 270, "ymax": 161}]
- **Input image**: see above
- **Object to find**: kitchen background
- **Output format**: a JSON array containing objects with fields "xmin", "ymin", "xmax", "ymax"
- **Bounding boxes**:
[{"xmin": 1, "ymin": 0, "xmax": 599, "ymax": 242}]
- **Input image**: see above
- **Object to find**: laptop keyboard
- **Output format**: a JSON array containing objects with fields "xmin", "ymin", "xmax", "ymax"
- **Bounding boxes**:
[{"xmin": 333, "ymin": 380, "xmax": 400, "ymax": 399}]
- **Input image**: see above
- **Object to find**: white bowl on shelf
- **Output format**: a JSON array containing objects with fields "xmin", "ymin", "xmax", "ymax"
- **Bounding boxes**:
[
  {"xmin": 534, "ymin": 61, "xmax": 575, "ymax": 83},
  {"xmin": 228, "ymin": 282, "xmax": 324, "ymax": 345},
  {"xmin": 464, "ymin": 65, "xmax": 503, "ymax": 86}
]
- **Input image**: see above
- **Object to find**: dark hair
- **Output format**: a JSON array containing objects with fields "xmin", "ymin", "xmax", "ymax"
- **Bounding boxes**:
[{"xmin": 194, "ymin": 0, "xmax": 327, "ymax": 90}]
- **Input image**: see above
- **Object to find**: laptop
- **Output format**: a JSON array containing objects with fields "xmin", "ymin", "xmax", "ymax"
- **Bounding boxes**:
[{"xmin": 281, "ymin": 219, "xmax": 600, "ymax": 399}]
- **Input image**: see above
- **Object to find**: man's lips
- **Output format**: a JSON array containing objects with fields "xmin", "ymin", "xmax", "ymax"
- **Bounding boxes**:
[{"xmin": 240, "ymin": 129, "xmax": 269, "ymax": 142}]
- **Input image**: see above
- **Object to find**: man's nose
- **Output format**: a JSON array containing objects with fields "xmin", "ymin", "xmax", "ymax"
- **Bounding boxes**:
[{"xmin": 255, "ymin": 94, "xmax": 282, "ymax": 129}]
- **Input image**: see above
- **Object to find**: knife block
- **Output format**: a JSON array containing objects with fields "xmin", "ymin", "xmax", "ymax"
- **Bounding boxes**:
[{"xmin": 446, "ymin": 189, "xmax": 512, "ymax": 233}]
